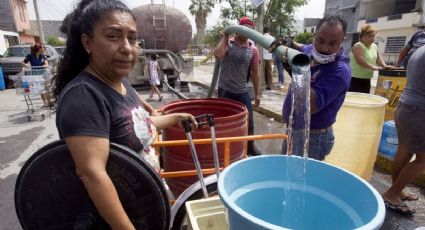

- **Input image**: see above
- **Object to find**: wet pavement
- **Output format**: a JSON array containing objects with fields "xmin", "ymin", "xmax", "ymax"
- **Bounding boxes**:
[
  {"xmin": 0, "ymin": 59, "xmax": 424, "ymax": 229},
  {"xmin": 188, "ymin": 60, "xmax": 425, "ymax": 230}
]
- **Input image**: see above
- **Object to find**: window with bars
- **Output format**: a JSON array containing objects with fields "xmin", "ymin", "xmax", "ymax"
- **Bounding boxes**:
[{"xmin": 385, "ymin": 36, "xmax": 406, "ymax": 53}]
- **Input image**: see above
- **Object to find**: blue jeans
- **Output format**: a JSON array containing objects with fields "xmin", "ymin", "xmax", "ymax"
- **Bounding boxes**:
[
  {"xmin": 218, "ymin": 88, "xmax": 254, "ymax": 135},
  {"xmin": 281, "ymin": 127, "xmax": 335, "ymax": 161},
  {"xmin": 274, "ymin": 55, "xmax": 284, "ymax": 83}
]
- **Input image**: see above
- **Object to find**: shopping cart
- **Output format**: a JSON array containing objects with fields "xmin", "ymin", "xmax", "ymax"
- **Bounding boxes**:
[{"xmin": 11, "ymin": 66, "xmax": 54, "ymax": 121}]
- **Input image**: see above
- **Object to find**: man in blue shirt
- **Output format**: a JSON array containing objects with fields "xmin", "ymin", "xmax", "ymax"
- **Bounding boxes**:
[{"xmin": 282, "ymin": 15, "xmax": 351, "ymax": 160}]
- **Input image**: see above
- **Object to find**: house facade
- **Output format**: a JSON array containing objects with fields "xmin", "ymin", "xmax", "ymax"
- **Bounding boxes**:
[
  {"xmin": 325, "ymin": 0, "xmax": 360, "ymax": 53},
  {"xmin": 0, "ymin": 0, "xmax": 38, "ymax": 47},
  {"xmin": 357, "ymin": 0, "xmax": 423, "ymax": 64}
]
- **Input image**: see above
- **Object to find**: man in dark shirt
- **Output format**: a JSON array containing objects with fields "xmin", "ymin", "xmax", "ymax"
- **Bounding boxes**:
[
  {"xmin": 396, "ymin": 28, "xmax": 425, "ymax": 69},
  {"xmin": 214, "ymin": 16, "xmax": 262, "ymax": 156},
  {"xmin": 282, "ymin": 15, "xmax": 351, "ymax": 160}
]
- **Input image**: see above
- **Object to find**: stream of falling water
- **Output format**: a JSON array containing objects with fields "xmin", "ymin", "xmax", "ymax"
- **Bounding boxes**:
[{"xmin": 282, "ymin": 64, "xmax": 311, "ymax": 229}]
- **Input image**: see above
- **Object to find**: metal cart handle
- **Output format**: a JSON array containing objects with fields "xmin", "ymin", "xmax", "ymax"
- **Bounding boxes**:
[{"xmin": 182, "ymin": 114, "xmax": 221, "ymax": 198}]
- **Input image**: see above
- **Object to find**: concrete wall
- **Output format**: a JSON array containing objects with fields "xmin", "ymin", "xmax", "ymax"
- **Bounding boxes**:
[
  {"xmin": 11, "ymin": 0, "xmax": 30, "ymax": 32},
  {"xmin": 374, "ymin": 27, "xmax": 418, "ymax": 64},
  {"xmin": 0, "ymin": 0, "xmax": 16, "ymax": 32},
  {"xmin": 363, "ymin": 1, "xmax": 395, "ymax": 19},
  {"xmin": 30, "ymin": 20, "xmax": 65, "ymax": 39},
  {"xmin": 359, "ymin": 0, "xmax": 419, "ymax": 19},
  {"xmin": 293, "ymin": 20, "xmax": 304, "ymax": 35},
  {"xmin": 18, "ymin": 33, "xmax": 35, "ymax": 44},
  {"xmin": 358, "ymin": 12, "xmax": 421, "ymax": 31}
]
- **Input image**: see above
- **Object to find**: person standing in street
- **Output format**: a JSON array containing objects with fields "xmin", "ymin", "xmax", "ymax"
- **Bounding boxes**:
[
  {"xmin": 214, "ymin": 16, "xmax": 262, "ymax": 156},
  {"xmin": 349, "ymin": 25, "xmax": 395, "ymax": 93},
  {"xmin": 263, "ymin": 27, "xmax": 274, "ymax": 90},
  {"xmin": 382, "ymin": 45, "xmax": 425, "ymax": 216},
  {"xmin": 396, "ymin": 28, "xmax": 425, "ymax": 69},
  {"xmin": 22, "ymin": 43, "xmax": 53, "ymax": 108},
  {"xmin": 274, "ymin": 35, "xmax": 285, "ymax": 89},
  {"xmin": 281, "ymin": 15, "xmax": 351, "ymax": 160},
  {"xmin": 147, "ymin": 53, "xmax": 163, "ymax": 101}
]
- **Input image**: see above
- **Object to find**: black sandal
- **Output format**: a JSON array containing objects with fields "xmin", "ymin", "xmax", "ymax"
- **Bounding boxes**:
[{"xmin": 384, "ymin": 201, "xmax": 416, "ymax": 216}]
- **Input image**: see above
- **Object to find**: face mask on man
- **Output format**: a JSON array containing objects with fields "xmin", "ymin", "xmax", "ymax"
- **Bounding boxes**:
[{"xmin": 312, "ymin": 46, "xmax": 338, "ymax": 64}]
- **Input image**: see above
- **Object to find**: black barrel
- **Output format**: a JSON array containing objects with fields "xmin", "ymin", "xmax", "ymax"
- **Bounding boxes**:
[{"xmin": 15, "ymin": 140, "xmax": 170, "ymax": 230}]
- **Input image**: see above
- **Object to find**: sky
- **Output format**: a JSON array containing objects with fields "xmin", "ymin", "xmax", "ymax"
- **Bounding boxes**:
[{"xmin": 27, "ymin": 0, "xmax": 326, "ymax": 32}]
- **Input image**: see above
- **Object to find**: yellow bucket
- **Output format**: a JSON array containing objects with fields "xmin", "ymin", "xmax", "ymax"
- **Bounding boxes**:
[
  {"xmin": 325, "ymin": 92, "xmax": 388, "ymax": 180},
  {"xmin": 374, "ymin": 69, "xmax": 406, "ymax": 120}
]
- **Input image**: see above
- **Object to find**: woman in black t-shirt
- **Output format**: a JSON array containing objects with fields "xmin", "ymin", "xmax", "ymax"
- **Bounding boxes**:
[{"xmin": 52, "ymin": 1, "xmax": 197, "ymax": 229}]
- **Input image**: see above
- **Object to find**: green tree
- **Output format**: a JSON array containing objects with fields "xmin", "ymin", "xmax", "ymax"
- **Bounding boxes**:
[
  {"xmin": 219, "ymin": 0, "xmax": 308, "ymax": 36},
  {"xmin": 46, "ymin": 36, "xmax": 65, "ymax": 47},
  {"xmin": 204, "ymin": 20, "xmax": 231, "ymax": 47},
  {"xmin": 189, "ymin": 0, "xmax": 216, "ymax": 46},
  {"xmin": 294, "ymin": 32, "xmax": 313, "ymax": 44},
  {"xmin": 264, "ymin": 0, "xmax": 307, "ymax": 36}
]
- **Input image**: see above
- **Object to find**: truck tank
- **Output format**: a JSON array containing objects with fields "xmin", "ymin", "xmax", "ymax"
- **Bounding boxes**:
[
  {"xmin": 128, "ymin": 4, "xmax": 194, "ymax": 86},
  {"xmin": 132, "ymin": 4, "xmax": 192, "ymax": 53}
]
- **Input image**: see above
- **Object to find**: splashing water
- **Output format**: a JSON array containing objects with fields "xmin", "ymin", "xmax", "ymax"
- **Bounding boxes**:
[
  {"xmin": 287, "ymin": 64, "xmax": 311, "ymax": 157},
  {"xmin": 282, "ymin": 64, "xmax": 311, "ymax": 228}
]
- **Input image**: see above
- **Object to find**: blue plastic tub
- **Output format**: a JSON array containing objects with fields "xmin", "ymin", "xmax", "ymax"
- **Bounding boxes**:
[
  {"xmin": 218, "ymin": 155, "xmax": 385, "ymax": 230},
  {"xmin": 378, "ymin": 120, "xmax": 398, "ymax": 159},
  {"xmin": 0, "ymin": 67, "xmax": 5, "ymax": 90}
]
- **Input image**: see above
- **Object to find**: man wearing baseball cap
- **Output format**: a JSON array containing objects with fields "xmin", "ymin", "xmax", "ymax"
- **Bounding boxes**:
[{"xmin": 214, "ymin": 16, "xmax": 262, "ymax": 156}]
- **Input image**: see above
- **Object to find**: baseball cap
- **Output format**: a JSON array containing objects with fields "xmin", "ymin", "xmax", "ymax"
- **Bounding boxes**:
[{"xmin": 239, "ymin": 16, "xmax": 255, "ymax": 28}]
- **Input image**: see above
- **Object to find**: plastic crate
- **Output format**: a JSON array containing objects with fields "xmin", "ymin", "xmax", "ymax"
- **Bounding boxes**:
[{"xmin": 185, "ymin": 196, "xmax": 229, "ymax": 230}]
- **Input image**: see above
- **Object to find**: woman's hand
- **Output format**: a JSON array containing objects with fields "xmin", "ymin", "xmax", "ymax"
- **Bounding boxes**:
[
  {"xmin": 384, "ymin": 65, "xmax": 400, "ymax": 70},
  {"xmin": 150, "ymin": 113, "xmax": 198, "ymax": 130},
  {"xmin": 373, "ymin": 66, "xmax": 383, "ymax": 71},
  {"xmin": 174, "ymin": 113, "xmax": 198, "ymax": 130}
]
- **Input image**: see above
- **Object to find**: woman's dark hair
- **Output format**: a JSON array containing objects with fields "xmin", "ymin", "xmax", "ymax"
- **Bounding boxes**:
[
  {"xmin": 32, "ymin": 43, "xmax": 42, "ymax": 55},
  {"xmin": 52, "ymin": 0, "xmax": 135, "ymax": 100},
  {"xmin": 150, "ymin": 53, "xmax": 157, "ymax": 60}
]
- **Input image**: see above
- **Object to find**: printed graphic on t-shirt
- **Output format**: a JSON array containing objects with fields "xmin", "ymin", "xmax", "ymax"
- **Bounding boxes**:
[
  {"xmin": 130, "ymin": 106, "xmax": 160, "ymax": 172},
  {"xmin": 131, "ymin": 106, "xmax": 152, "ymax": 144},
  {"xmin": 311, "ymin": 70, "xmax": 320, "ymax": 82}
]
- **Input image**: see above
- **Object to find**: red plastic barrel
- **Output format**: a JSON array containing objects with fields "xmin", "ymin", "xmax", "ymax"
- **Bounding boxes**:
[{"xmin": 161, "ymin": 98, "xmax": 248, "ymax": 198}]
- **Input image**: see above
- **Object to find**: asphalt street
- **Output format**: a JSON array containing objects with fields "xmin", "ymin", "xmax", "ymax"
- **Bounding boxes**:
[{"xmin": 0, "ymin": 62, "xmax": 424, "ymax": 229}]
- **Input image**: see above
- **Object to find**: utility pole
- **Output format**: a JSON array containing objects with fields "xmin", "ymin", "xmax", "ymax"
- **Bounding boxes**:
[
  {"xmin": 256, "ymin": 2, "xmax": 265, "ymax": 95},
  {"xmin": 33, "ymin": 0, "xmax": 45, "ymax": 44},
  {"xmin": 422, "ymin": 0, "xmax": 425, "ymax": 26}
]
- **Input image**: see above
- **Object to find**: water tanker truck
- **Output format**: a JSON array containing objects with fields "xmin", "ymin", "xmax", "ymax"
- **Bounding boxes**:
[{"xmin": 128, "ymin": 3, "xmax": 194, "ymax": 86}]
